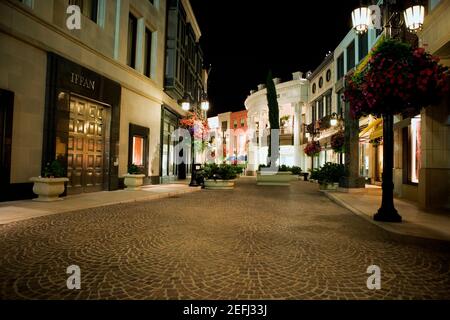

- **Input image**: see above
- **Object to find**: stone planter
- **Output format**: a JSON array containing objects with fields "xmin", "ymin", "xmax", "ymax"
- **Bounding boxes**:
[
  {"xmin": 319, "ymin": 182, "xmax": 339, "ymax": 191},
  {"xmin": 123, "ymin": 174, "xmax": 146, "ymax": 191},
  {"xmin": 30, "ymin": 177, "xmax": 69, "ymax": 202},
  {"xmin": 204, "ymin": 179, "xmax": 235, "ymax": 190},
  {"xmin": 256, "ymin": 171, "xmax": 293, "ymax": 186}
]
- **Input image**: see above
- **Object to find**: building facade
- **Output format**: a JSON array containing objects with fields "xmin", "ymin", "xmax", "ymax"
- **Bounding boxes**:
[
  {"xmin": 244, "ymin": 72, "xmax": 309, "ymax": 174},
  {"xmin": 229, "ymin": 110, "xmax": 248, "ymax": 164},
  {"xmin": 402, "ymin": 0, "xmax": 450, "ymax": 210},
  {"xmin": 0, "ymin": 0, "xmax": 204, "ymax": 201},
  {"xmin": 304, "ymin": 52, "xmax": 339, "ymax": 171}
]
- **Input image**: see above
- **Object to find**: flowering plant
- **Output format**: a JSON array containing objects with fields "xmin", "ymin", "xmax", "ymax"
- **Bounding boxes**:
[
  {"xmin": 304, "ymin": 141, "xmax": 321, "ymax": 157},
  {"xmin": 331, "ymin": 130, "xmax": 345, "ymax": 153},
  {"xmin": 344, "ymin": 39, "xmax": 449, "ymax": 118},
  {"xmin": 179, "ymin": 111, "xmax": 209, "ymax": 141},
  {"xmin": 179, "ymin": 111, "xmax": 210, "ymax": 152}
]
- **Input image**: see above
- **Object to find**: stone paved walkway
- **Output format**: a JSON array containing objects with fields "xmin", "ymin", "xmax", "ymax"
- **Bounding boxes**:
[{"xmin": 0, "ymin": 178, "xmax": 449, "ymax": 299}]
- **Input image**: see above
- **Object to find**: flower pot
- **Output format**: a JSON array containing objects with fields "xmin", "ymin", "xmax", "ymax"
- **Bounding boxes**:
[
  {"xmin": 30, "ymin": 177, "xmax": 69, "ymax": 202},
  {"xmin": 204, "ymin": 179, "xmax": 235, "ymax": 190},
  {"xmin": 256, "ymin": 171, "xmax": 293, "ymax": 186},
  {"xmin": 319, "ymin": 182, "xmax": 339, "ymax": 191},
  {"xmin": 123, "ymin": 174, "xmax": 146, "ymax": 191}
]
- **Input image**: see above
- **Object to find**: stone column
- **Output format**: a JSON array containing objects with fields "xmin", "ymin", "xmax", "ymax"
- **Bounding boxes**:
[
  {"xmin": 293, "ymin": 102, "xmax": 303, "ymax": 167},
  {"xmin": 419, "ymin": 97, "xmax": 450, "ymax": 210},
  {"xmin": 339, "ymin": 102, "xmax": 365, "ymax": 189}
]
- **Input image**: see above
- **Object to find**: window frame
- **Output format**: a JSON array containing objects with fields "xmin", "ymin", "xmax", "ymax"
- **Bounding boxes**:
[{"xmin": 128, "ymin": 123, "xmax": 149, "ymax": 176}]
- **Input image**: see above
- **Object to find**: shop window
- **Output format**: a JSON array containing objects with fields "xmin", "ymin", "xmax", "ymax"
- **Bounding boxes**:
[
  {"xmin": 128, "ymin": 124, "xmax": 149, "ymax": 175},
  {"xmin": 132, "ymin": 136, "xmax": 144, "ymax": 166},
  {"xmin": 404, "ymin": 115, "xmax": 421, "ymax": 184}
]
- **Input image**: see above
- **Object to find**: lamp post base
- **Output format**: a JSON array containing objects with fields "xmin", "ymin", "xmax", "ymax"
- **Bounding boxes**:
[
  {"xmin": 189, "ymin": 166, "xmax": 199, "ymax": 187},
  {"xmin": 374, "ymin": 207, "xmax": 402, "ymax": 223}
]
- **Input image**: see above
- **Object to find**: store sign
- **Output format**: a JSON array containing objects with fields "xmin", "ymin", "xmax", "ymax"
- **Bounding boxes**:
[{"xmin": 70, "ymin": 72, "xmax": 95, "ymax": 91}]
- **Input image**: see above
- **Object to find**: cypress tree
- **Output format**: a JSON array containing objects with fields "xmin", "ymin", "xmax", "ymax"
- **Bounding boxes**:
[{"xmin": 266, "ymin": 70, "xmax": 280, "ymax": 164}]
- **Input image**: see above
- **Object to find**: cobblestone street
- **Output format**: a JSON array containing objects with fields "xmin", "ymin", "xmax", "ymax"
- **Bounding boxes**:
[{"xmin": 1, "ymin": 178, "xmax": 449, "ymax": 300}]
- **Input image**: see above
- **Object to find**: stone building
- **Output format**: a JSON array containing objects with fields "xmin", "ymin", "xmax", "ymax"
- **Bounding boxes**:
[{"xmin": 0, "ymin": 0, "xmax": 205, "ymax": 201}]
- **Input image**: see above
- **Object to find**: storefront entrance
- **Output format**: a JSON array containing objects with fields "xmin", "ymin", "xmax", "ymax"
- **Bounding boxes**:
[
  {"xmin": 42, "ymin": 53, "xmax": 121, "ymax": 196},
  {"xmin": 67, "ymin": 95, "xmax": 109, "ymax": 194}
]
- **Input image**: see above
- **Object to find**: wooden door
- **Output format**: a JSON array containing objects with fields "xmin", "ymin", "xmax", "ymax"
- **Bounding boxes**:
[{"xmin": 67, "ymin": 96, "xmax": 105, "ymax": 194}]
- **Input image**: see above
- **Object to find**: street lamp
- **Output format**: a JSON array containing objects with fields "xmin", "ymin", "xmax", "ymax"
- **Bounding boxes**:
[
  {"xmin": 404, "ymin": 5, "xmax": 425, "ymax": 32},
  {"xmin": 200, "ymin": 93, "xmax": 210, "ymax": 112},
  {"xmin": 350, "ymin": 0, "xmax": 424, "ymax": 223},
  {"xmin": 330, "ymin": 113, "xmax": 339, "ymax": 127},
  {"xmin": 351, "ymin": 7, "xmax": 371, "ymax": 34}
]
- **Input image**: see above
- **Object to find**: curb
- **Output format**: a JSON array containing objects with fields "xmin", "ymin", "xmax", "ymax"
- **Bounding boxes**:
[
  {"xmin": 0, "ymin": 187, "xmax": 202, "ymax": 225},
  {"xmin": 322, "ymin": 190, "xmax": 450, "ymax": 242}
]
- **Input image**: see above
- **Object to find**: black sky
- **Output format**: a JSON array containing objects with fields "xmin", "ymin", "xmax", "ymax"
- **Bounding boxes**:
[{"xmin": 190, "ymin": 0, "xmax": 362, "ymax": 116}]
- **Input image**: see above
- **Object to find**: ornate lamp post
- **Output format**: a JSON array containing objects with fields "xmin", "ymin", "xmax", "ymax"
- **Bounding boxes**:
[{"xmin": 350, "ymin": 1, "xmax": 425, "ymax": 223}]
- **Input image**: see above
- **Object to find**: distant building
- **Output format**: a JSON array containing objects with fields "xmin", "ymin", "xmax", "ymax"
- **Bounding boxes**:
[
  {"xmin": 207, "ymin": 110, "xmax": 249, "ymax": 165},
  {"xmin": 245, "ymin": 72, "xmax": 309, "ymax": 174}
]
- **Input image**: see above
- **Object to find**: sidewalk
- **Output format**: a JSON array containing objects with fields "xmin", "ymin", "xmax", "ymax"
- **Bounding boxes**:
[
  {"xmin": 323, "ymin": 188, "xmax": 450, "ymax": 242},
  {"xmin": 0, "ymin": 183, "xmax": 201, "ymax": 225}
]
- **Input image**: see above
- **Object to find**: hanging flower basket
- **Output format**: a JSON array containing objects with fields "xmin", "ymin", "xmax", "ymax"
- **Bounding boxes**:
[
  {"xmin": 304, "ymin": 141, "xmax": 321, "ymax": 157},
  {"xmin": 179, "ymin": 111, "xmax": 210, "ymax": 151},
  {"xmin": 331, "ymin": 130, "xmax": 345, "ymax": 153},
  {"xmin": 344, "ymin": 39, "xmax": 449, "ymax": 118}
]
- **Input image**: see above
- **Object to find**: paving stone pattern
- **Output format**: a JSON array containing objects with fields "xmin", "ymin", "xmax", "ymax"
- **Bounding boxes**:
[{"xmin": 1, "ymin": 179, "xmax": 449, "ymax": 299}]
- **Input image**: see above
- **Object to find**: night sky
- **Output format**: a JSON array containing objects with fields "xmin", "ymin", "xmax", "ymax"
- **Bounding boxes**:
[{"xmin": 190, "ymin": 0, "xmax": 362, "ymax": 116}]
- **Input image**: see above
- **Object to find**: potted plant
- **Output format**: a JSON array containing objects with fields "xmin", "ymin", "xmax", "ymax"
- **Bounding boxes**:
[
  {"xmin": 331, "ymin": 130, "xmax": 345, "ymax": 154},
  {"xmin": 257, "ymin": 164, "xmax": 293, "ymax": 186},
  {"xmin": 289, "ymin": 166, "xmax": 303, "ymax": 179},
  {"xmin": 316, "ymin": 162, "xmax": 346, "ymax": 191},
  {"xmin": 123, "ymin": 164, "xmax": 146, "ymax": 191},
  {"xmin": 30, "ymin": 159, "xmax": 69, "ymax": 202},
  {"xmin": 232, "ymin": 164, "xmax": 244, "ymax": 178},
  {"xmin": 202, "ymin": 163, "xmax": 237, "ymax": 190}
]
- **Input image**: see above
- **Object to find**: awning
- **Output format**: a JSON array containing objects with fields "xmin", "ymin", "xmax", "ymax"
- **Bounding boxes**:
[
  {"xmin": 370, "ymin": 125, "xmax": 383, "ymax": 140},
  {"xmin": 359, "ymin": 118, "xmax": 383, "ymax": 143},
  {"xmin": 359, "ymin": 118, "xmax": 382, "ymax": 138}
]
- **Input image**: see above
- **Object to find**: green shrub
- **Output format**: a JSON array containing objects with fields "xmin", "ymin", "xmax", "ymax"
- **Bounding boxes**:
[
  {"xmin": 315, "ymin": 162, "xmax": 346, "ymax": 183},
  {"xmin": 258, "ymin": 164, "xmax": 301, "ymax": 174},
  {"xmin": 128, "ymin": 164, "xmax": 140, "ymax": 174},
  {"xmin": 202, "ymin": 163, "xmax": 237, "ymax": 181},
  {"xmin": 43, "ymin": 160, "xmax": 65, "ymax": 178},
  {"xmin": 309, "ymin": 168, "xmax": 321, "ymax": 181},
  {"xmin": 290, "ymin": 166, "xmax": 302, "ymax": 175},
  {"xmin": 232, "ymin": 165, "xmax": 244, "ymax": 175}
]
